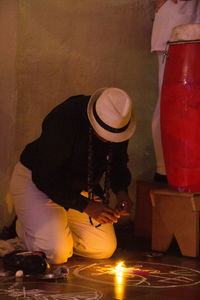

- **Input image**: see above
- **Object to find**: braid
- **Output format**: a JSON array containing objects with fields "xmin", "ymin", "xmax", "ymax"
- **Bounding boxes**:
[
  {"xmin": 88, "ymin": 126, "xmax": 94, "ymax": 202},
  {"xmin": 88, "ymin": 126, "xmax": 112, "ymax": 226}
]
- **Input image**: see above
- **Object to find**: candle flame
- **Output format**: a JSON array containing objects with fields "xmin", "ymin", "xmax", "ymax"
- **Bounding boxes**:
[{"xmin": 115, "ymin": 261, "xmax": 124, "ymax": 272}]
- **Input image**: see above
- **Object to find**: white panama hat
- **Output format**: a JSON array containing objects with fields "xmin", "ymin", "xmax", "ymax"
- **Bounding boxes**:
[{"xmin": 87, "ymin": 87, "xmax": 136, "ymax": 143}]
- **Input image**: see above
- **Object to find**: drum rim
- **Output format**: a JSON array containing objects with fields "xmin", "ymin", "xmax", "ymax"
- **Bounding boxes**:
[{"xmin": 168, "ymin": 40, "xmax": 200, "ymax": 45}]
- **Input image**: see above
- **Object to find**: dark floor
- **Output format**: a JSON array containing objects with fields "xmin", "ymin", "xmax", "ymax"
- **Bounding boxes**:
[{"xmin": 0, "ymin": 223, "xmax": 200, "ymax": 300}]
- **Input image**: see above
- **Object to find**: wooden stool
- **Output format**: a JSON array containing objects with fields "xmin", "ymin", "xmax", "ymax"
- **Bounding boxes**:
[{"xmin": 150, "ymin": 189, "xmax": 200, "ymax": 257}]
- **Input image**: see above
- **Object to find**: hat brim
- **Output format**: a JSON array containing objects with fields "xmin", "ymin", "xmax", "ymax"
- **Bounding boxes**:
[{"xmin": 87, "ymin": 88, "xmax": 136, "ymax": 143}]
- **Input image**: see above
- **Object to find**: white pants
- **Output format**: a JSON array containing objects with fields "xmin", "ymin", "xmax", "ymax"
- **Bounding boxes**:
[
  {"xmin": 152, "ymin": 52, "xmax": 166, "ymax": 175},
  {"xmin": 9, "ymin": 162, "xmax": 117, "ymax": 264}
]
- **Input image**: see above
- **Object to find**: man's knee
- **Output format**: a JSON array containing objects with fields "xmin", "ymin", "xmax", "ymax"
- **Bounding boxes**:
[
  {"xmin": 93, "ymin": 238, "xmax": 117, "ymax": 259},
  {"xmin": 47, "ymin": 244, "xmax": 73, "ymax": 264},
  {"xmin": 18, "ymin": 227, "xmax": 74, "ymax": 264},
  {"xmin": 75, "ymin": 233, "xmax": 117, "ymax": 259},
  {"xmin": 44, "ymin": 233, "xmax": 74, "ymax": 264}
]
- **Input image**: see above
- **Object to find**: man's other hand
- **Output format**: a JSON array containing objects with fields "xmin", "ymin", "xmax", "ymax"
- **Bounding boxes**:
[{"xmin": 84, "ymin": 201, "xmax": 120, "ymax": 224}]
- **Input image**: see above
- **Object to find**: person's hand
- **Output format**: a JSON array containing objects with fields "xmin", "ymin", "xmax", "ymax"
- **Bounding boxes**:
[
  {"xmin": 155, "ymin": 0, "xmax": 178, "ymax": 13},
  {"xmin": 115, "ymin": 191, "xmax": 133, "ymax": 216},
  {"xmin": 84, "ymin": 201, "xmax": 120, "ymax": 224}
]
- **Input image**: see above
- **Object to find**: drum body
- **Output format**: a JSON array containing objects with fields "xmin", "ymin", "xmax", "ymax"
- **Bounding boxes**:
[{"xmin": 161, "ymin": 25, "xmax": 200, "ymax": 192}]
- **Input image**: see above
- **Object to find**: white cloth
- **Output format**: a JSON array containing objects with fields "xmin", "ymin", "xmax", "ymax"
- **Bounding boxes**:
[
  {"xmin": 9, "ymin": 162, "xmax": 117, "ymax": 264},
  {"xmin": 0, "ymin": 237, "xmax": 23, "ymax": 257},
  {"xmin": 152, "ymin": 52, "xmax": 167, "ymax": 175},
  {"xmin": 151, "ymin": 0, "xmax": 200, "ymax": 174}
]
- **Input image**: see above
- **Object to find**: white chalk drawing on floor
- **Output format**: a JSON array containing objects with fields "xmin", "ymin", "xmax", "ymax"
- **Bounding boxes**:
[
  {"xmin": 0, "ymin": 281, "xmax": 103, "ymax": 300},
  {"xmin": 73, "ymin": 261, "xmax": 200, "ymax": 288}
]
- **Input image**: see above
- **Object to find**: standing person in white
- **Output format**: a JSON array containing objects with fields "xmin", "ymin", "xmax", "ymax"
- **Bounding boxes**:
[{"xmin": 151, "ymin": 0, "xmax": 200, "ymax": 183}]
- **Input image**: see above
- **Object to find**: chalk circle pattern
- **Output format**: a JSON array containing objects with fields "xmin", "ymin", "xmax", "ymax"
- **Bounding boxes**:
[
  {"xmin": 73, "ymin": 261, "xmax": 200, "ymax": 288},
  {"xmin": 0, "ymin": 281, "xmax": 103, "ymax": 299}
]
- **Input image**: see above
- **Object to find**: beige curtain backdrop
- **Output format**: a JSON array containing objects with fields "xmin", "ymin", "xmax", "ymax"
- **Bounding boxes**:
[{"xmin": 0, "ymin": 0, "xmax": 157, "ymax": 230}]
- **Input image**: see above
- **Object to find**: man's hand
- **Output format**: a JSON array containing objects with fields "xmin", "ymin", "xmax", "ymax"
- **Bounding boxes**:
[
  {"xmin": 115, "ymin": 191, "xmax": 133, "ymax": 216},
  {"xmin": 155, "ymin": 0, "xmax": 178, "ymax": 13},
  {"xmin": 84, "ymin": 201, "xmax": 120, "ymax": 224}
]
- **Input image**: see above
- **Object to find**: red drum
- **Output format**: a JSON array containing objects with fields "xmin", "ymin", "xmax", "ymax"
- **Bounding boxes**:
[{"xmin": 161, "ymin": 24, "xmax": 200, "ymax": 192}]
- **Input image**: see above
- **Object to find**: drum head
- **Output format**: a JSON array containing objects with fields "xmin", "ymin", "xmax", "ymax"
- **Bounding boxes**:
[{"xmin": 169, "ymin": 23, "xmax": 200, "ymax": 44}]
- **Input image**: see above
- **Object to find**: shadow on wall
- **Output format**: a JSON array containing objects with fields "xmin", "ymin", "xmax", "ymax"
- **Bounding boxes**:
[
  {"xmin": 0, "ymin": 110, "xmax": 16, "ymax": 230},
  {"xmin": 0, "ymin": 0, "xmax": 157, "ymax": 229}
]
